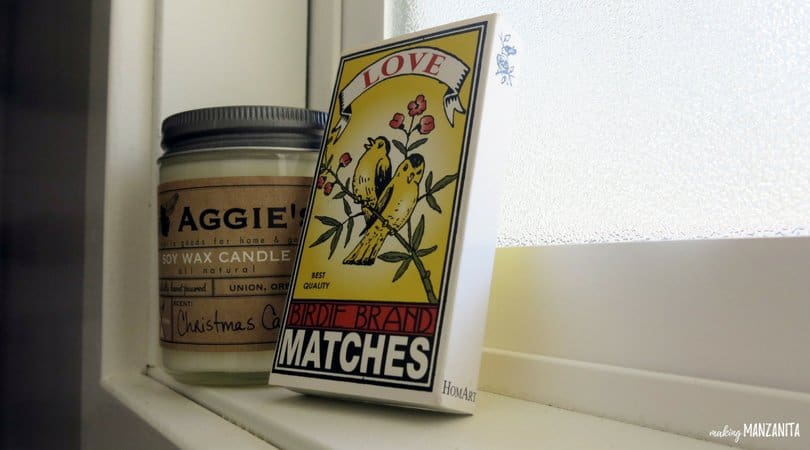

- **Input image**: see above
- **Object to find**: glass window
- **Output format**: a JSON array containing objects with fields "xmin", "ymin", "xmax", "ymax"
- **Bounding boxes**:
[{"xmin": 388, "ymin": 0, "xmax": 810, "ymax": 246}]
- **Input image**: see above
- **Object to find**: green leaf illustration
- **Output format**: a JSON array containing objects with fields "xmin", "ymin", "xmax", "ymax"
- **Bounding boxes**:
[
  {"xmin": 345, "ymin": 216, "xmax": 354, "ymax": 247},
  {"xmin": 329, "ymin": 224, "xmax": 342, "ymax": 258},
  {"xmin": 316, "ymin": 215, "xmax": 341, "ymax": 227},
  {"xmin": 426, "ymin": 194, "xmax": 442, "ymax": 213},
  {"xmin": 309, "ymin": 227, "xmax": 336, "ymax": 247},
  {"xmin": 392, "ymin": 259, "xmax": 411, "ymax": 282},
  {"xmin": 408, "ymin": 138, "xmax": 427, "ymax": 151},
  {"xmin": 342, "ymin": 198, "xmax": 352, "ymax": 216},
  {"xmin": 377, "ymin": 251, "xmax": 410, "ymax": 262},
  {"xmin": 393, "ymin": 139, "xmax": 407, "ymax": 156},
  {"xmin": 429, "ymin": 173, "xmax": 458, "ymax": 194},
  {"xmin": 411, "ymin": 215, "xmax": 425, "ymax": 248},
  {"xmin": 334, "ymin": 191, "xmax": 346, "ymax": 199},
  {"xmin": 425, "ymin": 171, "xmax": 433, "ymax": 191},
  {"xmin": 417, "ymin": 245, "xmax": 437, "ymax": 257}
]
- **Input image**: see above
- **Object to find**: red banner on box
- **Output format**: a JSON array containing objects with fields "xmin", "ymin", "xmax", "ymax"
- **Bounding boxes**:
[{"xmin": 285, "ymin": 301, "xmax": 437, "ymax": 336}]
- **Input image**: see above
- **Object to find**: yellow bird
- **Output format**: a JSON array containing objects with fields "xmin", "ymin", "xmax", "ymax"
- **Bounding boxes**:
[
  {"xmin": 344, "ymin": 154, "xmax": 425, "ymax": 265},
  {"xmin": 352, "ymin": 136, "xmax": 392, "ymax": 230}
]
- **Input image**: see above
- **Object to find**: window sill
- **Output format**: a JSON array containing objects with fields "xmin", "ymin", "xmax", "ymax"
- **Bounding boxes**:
[
  {"xmin": 101, "ymin": 371, "xmax": 275, "ymax": 449},
  {"xmin": 99, "ymin": 367, "xmax": 729, "ymax": 449}
]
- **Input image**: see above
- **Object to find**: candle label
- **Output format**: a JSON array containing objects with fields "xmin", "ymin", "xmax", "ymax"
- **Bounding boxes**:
[{"xmin": 157, "ymin": 176, "xmax": 310, "ymax": 352}]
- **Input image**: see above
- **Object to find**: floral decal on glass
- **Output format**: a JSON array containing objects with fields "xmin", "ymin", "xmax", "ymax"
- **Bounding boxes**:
[{"xmin": 496, "ymin": 33, "xmax": 517, "ymax": 86}]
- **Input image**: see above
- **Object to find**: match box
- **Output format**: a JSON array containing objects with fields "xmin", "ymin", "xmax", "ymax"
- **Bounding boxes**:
[{"xmin": 270, "ymin": 14, "xmax": 519, "ymax": 414}]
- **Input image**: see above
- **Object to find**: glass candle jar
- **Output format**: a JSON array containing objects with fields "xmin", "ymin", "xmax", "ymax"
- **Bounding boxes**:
[{"xmin": 157, "ymin": 105, "xmax": 325, "ymax": 385}]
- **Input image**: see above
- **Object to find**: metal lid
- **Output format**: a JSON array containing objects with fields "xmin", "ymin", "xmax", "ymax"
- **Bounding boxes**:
[{"xmin": 160, "ymin": 105, "xmax": 327, "ymax": 156}]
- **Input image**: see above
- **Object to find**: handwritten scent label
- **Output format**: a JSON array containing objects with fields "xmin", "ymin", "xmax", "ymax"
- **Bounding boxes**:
[
  {"xmin": 158, "ymin": 176, "xmax": 310, "ymax": 352},
  {"xmin": 273, "ymin": 22, "xmax": 486, "ymax": 390}
]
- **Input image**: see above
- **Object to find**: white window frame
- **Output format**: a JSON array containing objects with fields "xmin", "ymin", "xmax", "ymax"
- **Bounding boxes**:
[{"xmin": 83, "ymin": 1, "xmax": 809, "ymax": 448}]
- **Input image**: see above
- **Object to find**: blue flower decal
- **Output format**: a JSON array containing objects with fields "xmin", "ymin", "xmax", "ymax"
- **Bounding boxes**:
[{"xmin": 495, "ymin": 33, "xmax": 517, "ymax": 86}]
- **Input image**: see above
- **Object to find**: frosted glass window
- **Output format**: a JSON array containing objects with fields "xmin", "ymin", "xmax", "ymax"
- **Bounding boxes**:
[{"xmin": 387, "ymin": 1, "xmax": 810, "ymax": 246}]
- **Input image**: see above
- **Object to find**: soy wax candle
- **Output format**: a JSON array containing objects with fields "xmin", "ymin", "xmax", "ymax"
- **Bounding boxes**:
[{"xmin": 157, "ymin": 105, "xmax": 325, "ymax": 385}]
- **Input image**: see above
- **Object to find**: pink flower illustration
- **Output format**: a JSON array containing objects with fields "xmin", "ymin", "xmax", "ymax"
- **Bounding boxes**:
[
  {"xmin": 323, "ymin": 181, "xmax": 333, "ymax": 195},
  {"xmin": 407, "ymin": 94, "xmax": 426, "ymax": 117},
  {"xmin": 316, "ymin": 176, "xmax": 326, "ymax": 189},
  {"xmin": 339, "ymin": 152, "xmax": 352, "ymax": 167},
  {"xmin": 389, "ymin": 113, "xmax": 405, "ymax": 129},
  {"xmin": 418, "ymin": 115, "xmax": 435, "ymax": 134}
]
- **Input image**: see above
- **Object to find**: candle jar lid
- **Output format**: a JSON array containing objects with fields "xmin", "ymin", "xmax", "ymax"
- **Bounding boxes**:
[{"xmin": 160, "ymin": 105, "xmax": 327, "ymax": 157}]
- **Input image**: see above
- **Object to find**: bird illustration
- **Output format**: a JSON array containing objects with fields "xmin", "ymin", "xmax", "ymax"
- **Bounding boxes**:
[
  {"xmin": 344, "ymin": 153, "xmax": 425, "ymax": 266},
  {"xmin": 351, "ymin": 136, "xmax": 391, "ymax": 230}
]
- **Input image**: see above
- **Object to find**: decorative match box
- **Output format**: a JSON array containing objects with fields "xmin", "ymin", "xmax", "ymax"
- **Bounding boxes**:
[{"xmin": 270, "ymin": 14, "xmax": 519, "ymax": 414}]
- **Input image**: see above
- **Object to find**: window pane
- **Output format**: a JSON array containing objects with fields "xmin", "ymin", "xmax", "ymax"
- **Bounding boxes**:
[{"xmin": 388, "ymin": 0, "xmax": 810, "ymax": 245}]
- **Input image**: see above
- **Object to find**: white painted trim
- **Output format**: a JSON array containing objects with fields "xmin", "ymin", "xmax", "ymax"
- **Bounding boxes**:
[
  {"xmin": 480, "ymin": 349, "xmax": 810, "ymax": 450},
  {"xmin": 481, "ymin": 239, "xmax": 810, "ymax": 449},
  {"xmin": 484, "ymin": 240, "xmax": 810, "ymax": 393},
  {"xmin": 307, "ymin": 0, "xmax": 342, "ymax": 111},
  {"xmin": 340, "ymin": 0, "xmax": 386, "ymax": 52},
  {"xmin": 146, "ymin": 367, "xmax": 729, "ymax": 450},
  {"xmin": 103, "ymin": 374, "xmax": 275, "ymax": 449},
  {"xmin": 102, "ymin": 0, "xmax": 158, "ymax": 378}
]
